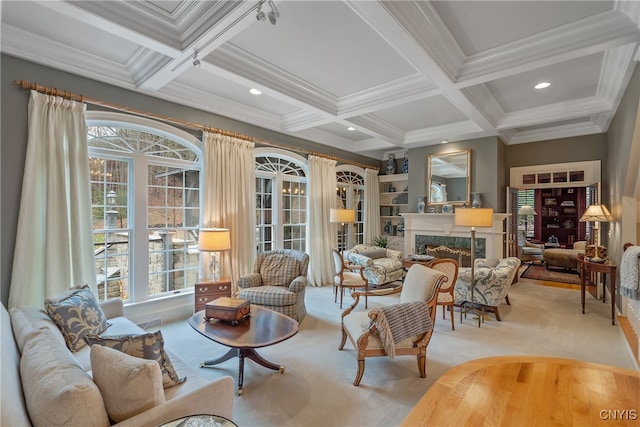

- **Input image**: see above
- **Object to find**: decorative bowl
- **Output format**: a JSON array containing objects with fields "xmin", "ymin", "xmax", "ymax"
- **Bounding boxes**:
[{"xmin": 410, "ymin": 254, "xmax": 434, "ymax": 261}]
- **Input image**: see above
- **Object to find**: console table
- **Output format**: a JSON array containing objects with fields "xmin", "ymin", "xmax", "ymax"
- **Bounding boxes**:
[{"xmin": 577, "ymin": 255, "xmax": 617, "ymax": 325}]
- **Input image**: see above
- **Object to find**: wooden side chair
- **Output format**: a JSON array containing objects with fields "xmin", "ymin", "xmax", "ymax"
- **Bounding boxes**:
[
  {"xmin": 332, "ymin": 249, "xmax": 369, "ymax": 309},
  {"xmin": 429, "ymin": 258, "xmax": 459, "ymax": 331},
  {"xmin": 339, "ymin": 264, "xmax": 447, "ymax": 386}
]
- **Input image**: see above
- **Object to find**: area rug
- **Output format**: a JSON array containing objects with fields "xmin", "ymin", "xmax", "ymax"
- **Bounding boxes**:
[{"xmin": 520, "ymin": 264, "xmax": 581, "ymax": 285}]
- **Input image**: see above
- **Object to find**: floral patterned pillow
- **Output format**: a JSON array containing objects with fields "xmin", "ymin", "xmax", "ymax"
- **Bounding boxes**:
[
  {"xmin": 45, "ymin": 284, "xmax": 110, "ymax": 352},
  {"xmin": 85, "ymin": 331, "xmax": 186, "ymax": 388}
]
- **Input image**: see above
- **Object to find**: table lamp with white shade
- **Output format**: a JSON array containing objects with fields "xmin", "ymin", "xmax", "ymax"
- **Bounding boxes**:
[
  {"xmin": 455, "ymin": 207, "xmax": 494, "ymax": 327},
  {"xmin": 330, "ymin": 208, "xmax": 356, "ymax": 254},
  {"xmin": 579, "ymin": 204, "xmax": 613, "ymax": 262},
  {"xmin": 199, "ymin": 228, "xmax": 231, "ymax": 281}
]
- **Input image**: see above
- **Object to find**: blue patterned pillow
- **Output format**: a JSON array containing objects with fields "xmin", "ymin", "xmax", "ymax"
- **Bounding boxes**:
[{"xmin": 45, "ymin": 284, "xmax": 110, "ymax": 352}]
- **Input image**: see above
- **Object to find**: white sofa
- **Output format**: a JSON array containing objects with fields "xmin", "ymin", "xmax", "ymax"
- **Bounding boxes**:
[
  {"xmin": 1, "ymin": 300, "xmax": 234, "ymax": 427},
  {"xmin": 343, "ymin": 244, "xmax": 404, "ymax": 286}
]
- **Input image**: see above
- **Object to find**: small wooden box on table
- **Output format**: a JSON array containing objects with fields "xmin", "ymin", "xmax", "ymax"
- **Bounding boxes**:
[
  {"xmin": 194, "ymin": 278, "xmax": 232, "ymax": 313},
  {"xmin": 205, "ymin": 297, "xmax": 251, "ymax": 325}
]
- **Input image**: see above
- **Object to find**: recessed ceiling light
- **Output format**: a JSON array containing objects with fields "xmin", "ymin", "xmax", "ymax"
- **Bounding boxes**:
[
  {"xmin": 535, "ymin": 82, "xmax": 551, "ymax": 89},
  {"xmin": 441, "ymin": 139, "xmax": 449, "ymax": 144},
  {"xmin": 249, "ymin": 88, "xmax": 262, "ymax": 95},
  {"xmin": 347, "ymin": 126, "xmax": 355, "ymax": 131}
]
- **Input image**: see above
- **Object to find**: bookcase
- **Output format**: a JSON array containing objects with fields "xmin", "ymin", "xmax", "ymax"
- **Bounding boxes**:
[{"xmin": 535, "ymin": 187, "xmax": 586, "ymax": 247}]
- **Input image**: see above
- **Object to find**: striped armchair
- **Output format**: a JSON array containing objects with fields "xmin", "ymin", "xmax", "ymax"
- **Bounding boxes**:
[{"xmin": 238, "ymin": 249, "xmax": 310, "ymax": 322}]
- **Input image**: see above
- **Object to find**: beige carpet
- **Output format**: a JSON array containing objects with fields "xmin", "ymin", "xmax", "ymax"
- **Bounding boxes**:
[{"xmin": 159, "ymin": 279, "xmax": 638, "ymax": 427}]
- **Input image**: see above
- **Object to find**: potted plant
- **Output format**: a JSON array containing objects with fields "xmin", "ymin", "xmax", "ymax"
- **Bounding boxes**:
[{"xmin": 371, "ymin": 235, "xmax": 389, "ymax": 248}]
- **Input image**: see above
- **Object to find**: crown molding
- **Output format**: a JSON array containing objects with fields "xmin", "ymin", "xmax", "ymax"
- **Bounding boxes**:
[{"xmin": 507, "ymin": 121, "xmax": 603, "ymax": 145}]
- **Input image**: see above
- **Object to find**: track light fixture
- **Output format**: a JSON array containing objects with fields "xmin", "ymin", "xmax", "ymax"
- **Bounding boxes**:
[
  {"xmin": 256, "ymin": 0, "xmax": 280, "ymax": 25},
  {"xmin": 256, "ymin": 0, "xmax": 266, "ymax": 22},
  {"xmin": 267, "ymin": 1, "xmax": 280, "ymax": 25},
  {"xmin": 192, "ymin": 51, "xmax": 201, "ymax": 67}
]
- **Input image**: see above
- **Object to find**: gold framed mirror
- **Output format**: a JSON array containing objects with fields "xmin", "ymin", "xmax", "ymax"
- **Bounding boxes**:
[{"xmin": 427, "ymin": 149, "xmax": 471, "ymax": 206}]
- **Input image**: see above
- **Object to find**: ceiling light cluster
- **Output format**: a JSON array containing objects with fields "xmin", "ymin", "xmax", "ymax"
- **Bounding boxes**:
[{"xmin": 256, "ymin": 1, "xmax": 280, "ymax": 25}]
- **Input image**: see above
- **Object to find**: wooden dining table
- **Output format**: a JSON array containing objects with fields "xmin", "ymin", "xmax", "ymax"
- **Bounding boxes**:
[{"xmin": 401, "ymin": 355, "xmax": 640, "ymax": 426}]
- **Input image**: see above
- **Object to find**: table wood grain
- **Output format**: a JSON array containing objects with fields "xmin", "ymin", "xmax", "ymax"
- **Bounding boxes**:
[{"xmin": 401, "ymin": 356, "xmax": 639, "ymax": 427}]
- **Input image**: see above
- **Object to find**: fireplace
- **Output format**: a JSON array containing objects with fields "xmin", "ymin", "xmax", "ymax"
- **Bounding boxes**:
[{"xmin": 401, "ymin": 213, "xmax": 509, "ymax": 263}]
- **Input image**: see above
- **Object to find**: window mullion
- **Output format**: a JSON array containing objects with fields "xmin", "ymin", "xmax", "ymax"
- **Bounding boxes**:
[{"xmin": 132, "ymin": 153, "xmax": 149, "ymax": 302}]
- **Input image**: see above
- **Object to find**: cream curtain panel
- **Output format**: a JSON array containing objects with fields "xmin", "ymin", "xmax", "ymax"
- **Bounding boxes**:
[
  {"xmin": 201, "ymin": 132, "xmax": 255, "ymax": 294},
  {"xmin": 307, "ymin": 155, "xmax": 337, "ymax": 286},
  {"xmin": 9, "ymin": 91, "xmax": 96, "ymax": 308},
  {"xmin": 363, "ymin": 168, "xmax": 381, "ymax": 246}
]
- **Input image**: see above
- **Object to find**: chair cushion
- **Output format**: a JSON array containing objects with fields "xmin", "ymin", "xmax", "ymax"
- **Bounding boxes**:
[
  {"xmin": 261, "ymin": 254, "xmax": 300, "ymax": 287},
  {"xmin": 239, "ymin": 285, "xmax": 297, "ymax": 306},
  {"xmin": 20, "ymin": 328, "xmax": 110, "ymax": 427},
  {"xmin": 400, "ymin": 264, "xmax": 443, "ymax": 304},
  {"xmin": 90, "ymin": 345, "xmax": 165, "ymax": 423},
  {"xmin": 45, "ymin": 284, "xmax": 110, "ymax": 352},
  {"xmin": 522, "ymin": 247, "xmax": 543, "ymax": 255},
  {"xmin": 85, "ymin": 331, "xmax": 186, "ymax": 388}
]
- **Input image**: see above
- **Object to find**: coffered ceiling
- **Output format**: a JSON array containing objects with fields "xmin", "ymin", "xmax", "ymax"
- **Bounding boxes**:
[{"xmin": 2, "ymin": 1, "xmax": 639, "ymax": 160}]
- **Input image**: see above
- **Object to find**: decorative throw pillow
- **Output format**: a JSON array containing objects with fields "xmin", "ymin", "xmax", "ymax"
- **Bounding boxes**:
[
  {"xmin": 85, "ymin": 330, "xmax": 186, "ymax": 388},
  {"xmin": 45, "ymin": 284, "xmax": 110, "ymax": 352},
  {"xmin": 90, "ymin": 344, "xmax": 165, "ymax": 423},
  {"xmin": 358, "ymin": 248, "xmax": 388, "ymax": 259},
  {"xmin": 261, "ymin": 254, "xmax": 299, "ymax": 287}
]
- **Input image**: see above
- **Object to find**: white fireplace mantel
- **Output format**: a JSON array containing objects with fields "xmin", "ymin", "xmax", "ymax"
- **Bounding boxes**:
[{"xmin": 400, "ymin": 213, "xmax": 510, "ymax": 259}]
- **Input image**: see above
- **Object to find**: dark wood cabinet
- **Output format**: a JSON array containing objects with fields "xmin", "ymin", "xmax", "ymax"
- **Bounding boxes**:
[
  {"xmin": 194, "ymin": 278, "xmax": 232, "ymax": 313},
  {"xmin": 535, "ymin": 187, "xmax": 586, "ymax": 247}
]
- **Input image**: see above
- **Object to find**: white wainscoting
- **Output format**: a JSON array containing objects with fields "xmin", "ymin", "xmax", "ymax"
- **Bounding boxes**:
[{"xmin": 401, "ymin": 213, "xmax": 510, "ymax": 260}]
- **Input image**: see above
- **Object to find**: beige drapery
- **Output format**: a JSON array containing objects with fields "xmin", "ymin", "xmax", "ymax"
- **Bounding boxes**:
[
  {"xmin": 307, "ymin": 155, "xmax": 338, "ymax": 286},
  {"xmin": 201, "ymin": 132, "xmax": 256, "ymax": 294},
  {"xmin": 363, "ymin": 168, "xmax": 381, "ymax": 246},
  {"xmin": 9, "ymin": 91, "xmax": 96, "ymax": 308}
]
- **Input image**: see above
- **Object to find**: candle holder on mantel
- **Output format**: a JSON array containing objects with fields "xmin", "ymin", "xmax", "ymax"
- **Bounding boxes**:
[{"xmin": 471, "ymin": 192, "xmax": 482, "ymax": 208}]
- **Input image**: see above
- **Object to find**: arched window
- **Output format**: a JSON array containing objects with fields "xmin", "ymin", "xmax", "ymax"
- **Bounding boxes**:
[
  {"xmin": 336, "ymin": 166, "xmax": 365, "ymax": 250},
  {"xmin": 86, "ymin": 112, "xmax": 201, "ymax": 302},
  {"xmin": 255, "ymin": 148, "xmax": 308, "ymax": 252}
]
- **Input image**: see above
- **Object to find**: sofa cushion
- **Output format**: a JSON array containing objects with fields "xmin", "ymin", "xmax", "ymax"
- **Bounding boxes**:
[
  {"xmin": 10, "ymin": 304, "xmax": 65, "ymax": 354},
  {"xmin": 86, "ymin": 331, "xmax": 186, "ymax": 388},
  {"xmin": 91, "ymin": 344, "xmax": 165, "ymax": 423},
  {"xmin": 20, "ymin": 328, "xmax": 110, "ymax": 427},
  {"xmin": 45, "ymin": 284, "xmax": 110, "ymax": 352},
  {"xmin": 261, "ymin": 254, "xmax": 299, "ymax": 287}
]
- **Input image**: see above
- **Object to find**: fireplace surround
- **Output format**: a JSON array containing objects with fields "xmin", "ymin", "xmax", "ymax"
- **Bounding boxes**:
[{"xmin": 401, "ymin": 213, "xmax": 509, "ymax": 265}]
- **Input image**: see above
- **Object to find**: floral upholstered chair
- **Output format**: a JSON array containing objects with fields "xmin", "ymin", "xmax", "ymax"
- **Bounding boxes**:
[
  {"xmin": 342, "ymin": 245, "xmax": 404, "ymax": 286},
  {"xmin": 454, "ymin": 257, "xmax": 521, "ymax": 321},
  {"xmin": 238, "ymin": 249, "xmax": 309, "ymax": 322}
]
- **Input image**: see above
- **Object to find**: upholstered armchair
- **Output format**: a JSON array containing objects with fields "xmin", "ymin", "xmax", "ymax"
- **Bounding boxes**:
[
  {"xmin": 342, "ymin": 244, "xmax": 404, "ymax": 286},
  {"xmin": 339, "ymin": 264, "xmax": 446, "ymax": 386},
  {"xmin": 454, "ymin": 257, "xmax": 521, "ymax": 321},
  {"xmin": 237, "ymin": 249, "xmax": 309, "ymax": 322},
  {"xmin": 517, "ymin": 230, "xmax": 544, "ymax": 263}
]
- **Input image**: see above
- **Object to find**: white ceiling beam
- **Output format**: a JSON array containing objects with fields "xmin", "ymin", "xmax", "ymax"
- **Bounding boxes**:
[
  {"xmin": 455, "ymin": 10, "xmax": 640, "ymax": 88},
  {"xmin": 497, "ymin": 97, "xmax": 611, "ymax": 130}
]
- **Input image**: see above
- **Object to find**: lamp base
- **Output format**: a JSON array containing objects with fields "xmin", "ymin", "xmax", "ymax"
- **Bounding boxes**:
[{"xmin": 209, "ymin": 256, "xmax": 221, "ymax": 281}]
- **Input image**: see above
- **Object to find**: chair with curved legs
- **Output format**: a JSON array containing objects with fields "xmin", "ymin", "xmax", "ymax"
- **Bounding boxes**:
[
  {"xmin": 332, "ymin": 249, "xmax": 369, "ymax": 309},
  {"xmin": 339, "ymin": 264, "xmax": 446, "ymax": 386},
  {"xmin": 429, "ymin": 258, "xmax": 459, "ymax": 330}
]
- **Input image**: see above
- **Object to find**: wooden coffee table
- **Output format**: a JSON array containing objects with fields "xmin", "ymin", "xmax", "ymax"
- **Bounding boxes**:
[{"xmin": 188, "ymin": 305, "xmax": 299, "ymax": 395}]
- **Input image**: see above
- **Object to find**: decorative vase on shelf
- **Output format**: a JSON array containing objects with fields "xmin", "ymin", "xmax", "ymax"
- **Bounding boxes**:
[
  {"xmin": 401, "ymin": 157, "xmax": 409, "ymax": 174},
  {"xmin": 386, "ymin": 154, "xmax": 396, "ymax": 175},
  {"xmin": 417, "ymin": 196, "xmax": 426, "ymax": 213},
  {"xmin": 442, "ymin": 204, "xmax": 453, "ymax": 214},
  {"xmin": 471, "ymin": 192, "xmax": 482, "ymax": 208}
]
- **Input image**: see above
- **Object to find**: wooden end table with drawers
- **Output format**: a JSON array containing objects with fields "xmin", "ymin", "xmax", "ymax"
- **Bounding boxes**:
[{"xmin": 194, "ymin": 278, "xmax": 232, "ymax": 313}]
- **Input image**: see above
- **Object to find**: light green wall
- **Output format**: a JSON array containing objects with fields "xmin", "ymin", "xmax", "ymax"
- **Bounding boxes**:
[{"xmin": 0, "ymin": 54, "xmax": 378, "ymax": 307}]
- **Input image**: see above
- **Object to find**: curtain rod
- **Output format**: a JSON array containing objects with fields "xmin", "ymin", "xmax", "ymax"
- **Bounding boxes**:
[{"xmin": 13, "ymin": 79, "xmax": 379, "ymax": 171}]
